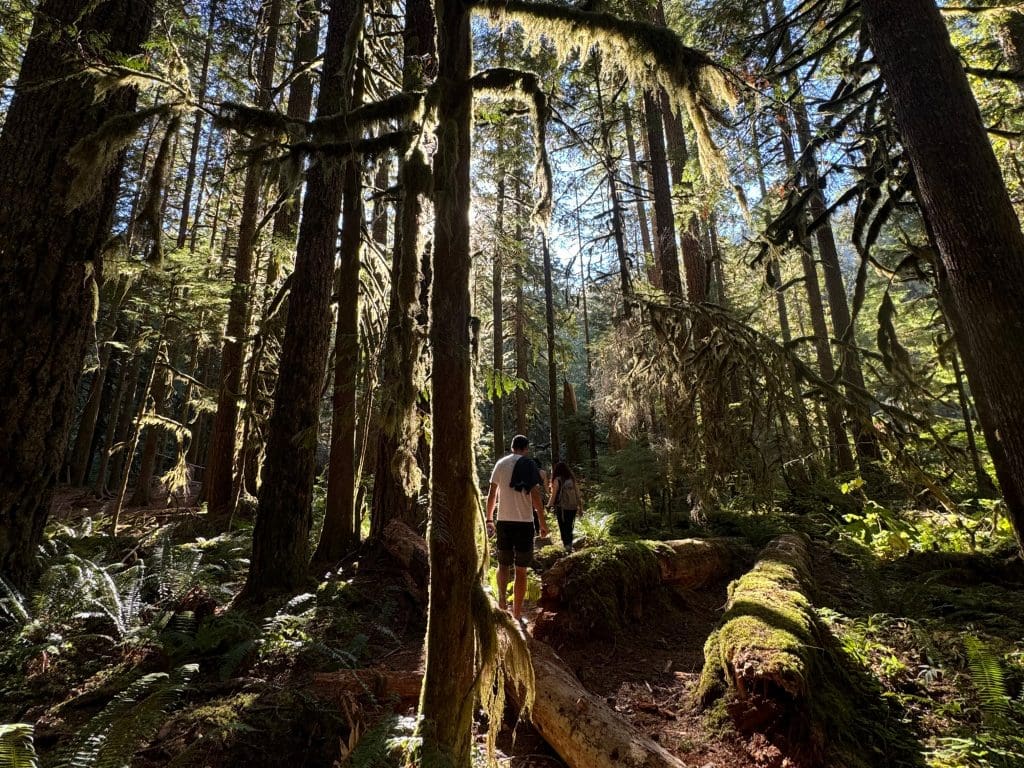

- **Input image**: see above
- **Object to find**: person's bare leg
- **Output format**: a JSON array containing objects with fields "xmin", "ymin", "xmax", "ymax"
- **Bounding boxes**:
[
  {"xmin": 497, "ymin": 563, "xmax": 510, "ymax": 612},
  {"xmin": 512, "ymin": 565, "xmax": 528, "ymax": 619}
]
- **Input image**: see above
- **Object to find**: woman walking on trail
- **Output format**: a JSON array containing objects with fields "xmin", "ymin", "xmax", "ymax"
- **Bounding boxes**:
[{"xmin": 549, "ymin": 462, "xmax": 582, "ymax": 553}]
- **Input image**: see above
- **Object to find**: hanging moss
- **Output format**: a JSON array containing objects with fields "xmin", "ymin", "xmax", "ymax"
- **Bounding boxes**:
[
  {"xmin": 471, "ymin": 0, "xmax": 735, "ymax": 183},
  {"xmin": 67, "ymin": 104, "xmax": 169, "ymax": 211}
]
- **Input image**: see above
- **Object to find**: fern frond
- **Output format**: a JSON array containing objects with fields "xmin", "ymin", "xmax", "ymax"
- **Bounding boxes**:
[
  {"xmin": 0, "ymin": 723, "xmax": 39, "ymax": 768},
  {"xmin": 964, "ymin": 635, "xmax": 1010, "ymax": 728},
  {"xmin": 53, "ymin": 665, "xmax": 196, "ymax": 768}
]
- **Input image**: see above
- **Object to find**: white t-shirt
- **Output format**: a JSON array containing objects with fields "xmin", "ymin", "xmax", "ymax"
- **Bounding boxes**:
[{"xmin": 490, "ymin": 453, "xmax": 538, "ymax": 523}]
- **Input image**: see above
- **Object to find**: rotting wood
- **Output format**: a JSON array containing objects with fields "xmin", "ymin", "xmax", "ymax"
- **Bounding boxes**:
[{"xmin": 514, "ymin": 637, "xmax": 687, "ymax": 768}]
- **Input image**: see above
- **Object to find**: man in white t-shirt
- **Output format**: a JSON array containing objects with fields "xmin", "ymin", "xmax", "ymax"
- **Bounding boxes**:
[{"xmin": 486, "ymin": 435, "xmax": 549, "ymax": 619}]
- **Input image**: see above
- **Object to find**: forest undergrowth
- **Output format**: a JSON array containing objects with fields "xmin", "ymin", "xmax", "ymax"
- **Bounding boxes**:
[{"xmin": 2, "ymin": 471, "xmax": 1022, "ymax": 768}]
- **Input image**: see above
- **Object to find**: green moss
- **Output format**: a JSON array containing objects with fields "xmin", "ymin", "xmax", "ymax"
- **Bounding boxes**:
[
  {"xmin": 554, "ymin": 541, "xmax": 663, "ymax": 637},
  {"xmin": 698, "ymin": 536, "xmax": 925, "ymax": 767}
]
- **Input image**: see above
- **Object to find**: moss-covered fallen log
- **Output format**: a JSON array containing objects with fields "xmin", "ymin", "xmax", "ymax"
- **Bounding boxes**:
[
  {"xmin": 696, "ymin": 534, "xmax": 817, "ymax": 732},
  {"xmin": 517, "ymin": 638, "xmax": 688, "ymax": 768},
  {"xmin": 534, "ymin": 538, "xmax": 744, "ymax": 642},
  {"xmin": 694, "ymin": 534, "xmax": 925, "ymax": 767}
]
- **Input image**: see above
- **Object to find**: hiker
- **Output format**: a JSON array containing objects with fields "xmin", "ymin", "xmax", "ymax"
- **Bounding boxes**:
[
  {"xmin": 486, "ymin": 434, "xmax": 549, "ymax": 620},
  {"xmin": 549, "ymin": 462, "xmax": 582, "ymax": 552}
]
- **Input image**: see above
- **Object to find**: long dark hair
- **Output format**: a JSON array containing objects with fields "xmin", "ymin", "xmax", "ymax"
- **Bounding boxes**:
[{"xmin": 552, "ymin": 462, "xmax": 576, "ymax": 485}]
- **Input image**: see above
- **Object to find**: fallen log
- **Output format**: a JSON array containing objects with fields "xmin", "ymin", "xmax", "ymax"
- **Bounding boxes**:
[
  {"xmin": 696, "ymin": 533, "xmax": 821, "ymax": 759},
  {"xmin": 535, "ymin": 538, "xmax": 745, "ymax": 642},
  {"xmin": 518, "ymin": 638, "xmax": 687, "ymax": 768}
]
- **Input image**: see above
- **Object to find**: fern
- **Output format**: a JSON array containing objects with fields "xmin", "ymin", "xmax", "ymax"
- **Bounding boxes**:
[
  {"xmin": 53, "ymin": 664, "xmax": 196, "ymax": 768},
  {"xmin": 0, "ymin": 723, "xmax": 38, "ymax": 768},
  {"xmin": 0, "ymin": 576, "xmax": 30, "ymax": 626},
  {"xmin": 964, "ymin": 634, "xmax": 1011, "ymax": 728}
]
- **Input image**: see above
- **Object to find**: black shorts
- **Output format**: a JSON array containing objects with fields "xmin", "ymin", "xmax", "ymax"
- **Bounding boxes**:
[{"xmin": 495, "ymin": 521, "xmax": 535, "ymax": 567}]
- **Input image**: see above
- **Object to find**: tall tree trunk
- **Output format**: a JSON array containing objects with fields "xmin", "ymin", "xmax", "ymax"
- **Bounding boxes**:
[
  {"xmin": 622, "ymin": 102, "xmax": 655, "ymax": 284},
  {"xmin": 176, "ymin": 0, "xmax": 218, "ymax": 248},
  {"xmin": 542, "ymin": 232, "xmax": 560, "ymax": 466},
  {"xmin": 243, "ymin": 0, "xmax": 363, "ymax": 600},
  {"xmin": 777, "ymin": 112, "xmax": 855, "ymax": 472},
  {"xmin": 593, "ymin": 57, "xmax": 634, "ymax": 317},
  {"xmin": 862, "ymin": 0, "xmax": 1024, "ymax": 551},
  {"xmin": 315, "ymin": 111, "xmax": 364, "ymax": 565},
  {"xmin": 418, "ymin": 0, "xmax": 477, "ymax": 763},
  {"xmin": 269, "ymin": 0, "xmax": 321, "ymax": 280},
  {"xmin": 492, "ymin": 168, "xmax": 506, "ymax": 459},
  {"xmin": 368, "ymin": 0, "xmax": 435, "ymax": 538},
  {"xmin": 641, "ymin": 90, "xmax": 683, "ymax": 298},
  {"xmin": 513, "ymin": 178, "xmax": 530, "ymax": 436},
  {"xmin": 203, "ymin": 0, "xmax": 283, "ymax": 519},
  {"xmin": 0, "ymin": 0, "xmax": 155, "ymax": 584}
]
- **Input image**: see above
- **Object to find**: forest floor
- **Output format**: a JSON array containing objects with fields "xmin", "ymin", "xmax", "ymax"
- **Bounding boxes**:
[{"xmin": 2, "ymin": 490, "xmax": 1024, "ymax": 767}]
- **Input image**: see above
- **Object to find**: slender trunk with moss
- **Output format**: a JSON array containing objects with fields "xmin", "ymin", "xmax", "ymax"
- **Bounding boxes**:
[
  {"xmin": 369, "ymin": 0, "xmax": 436, "ymax": 538},
  {"xmin": 111, "ymin": 344, "xmax": 160, "ymax": 532},
  {"xmin": 244, "ymin": 0, "xmax": 363, "ymax": 600},
  {"xmin": 541, "ymin": 232, "xmax": 560, "ymax": 466},
  {"xmin": 417, "ymin": 0, "xmax": 479, "ymax": 762},
  {"xmin": 129, "ymin": 359, "xmax": 171, "ymax": 506}
]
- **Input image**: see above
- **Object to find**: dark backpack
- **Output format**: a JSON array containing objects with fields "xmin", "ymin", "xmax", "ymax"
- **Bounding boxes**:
[
  {"xmin": 557, "ymin": 478, "xmax": 579, "ymax": 510},
  {"xmin": 509, "ymin": 456, "xmax": 541, "ymax": 493}
]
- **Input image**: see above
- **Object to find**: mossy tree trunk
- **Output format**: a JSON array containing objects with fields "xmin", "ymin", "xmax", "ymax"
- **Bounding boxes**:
[
  {"xmin": 0, "ymin": 0, "xmax": 155, "ymax": 586},
  {"xmin": 243, "ymin": 0, "xmax": 363, "ymax": 601},
  {"xmin": 417, "ymin": 0, "xmax": 479, "ymax": 763},
  {"xmin": 862, "ymin": 0, "xmax": 1024, "ymax": 551},
  {"xmin": 369, "ymin": 0, "xmax": 436, "ymax": 538},
  {"xmin": 315, "ymin": 100, "xmax": 364, "ymax": 565}
]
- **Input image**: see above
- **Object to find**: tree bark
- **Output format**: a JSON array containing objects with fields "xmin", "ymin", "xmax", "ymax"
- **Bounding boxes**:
[
  {"xmin": 243, "ymin": 0, "xmax": 363, "ymax": 600},
  {"xmin": 861, "ymin": 0, "xmax": 1024, "ymax": 550},
  {"xmin": 641, "ymin": 91, "xmax": 683, "ymax": 298},
  {"xmin": 368, "ymin": 0, "xmax": 435, "ymax": 538},
  {"xmin": 176, "ymin": 0, "xmax": 218, "ymax": 248},
  {"xmin": 417, "ymin": 0, "xmax": 478, "ymax": 762},
  {"xmin": 542, "ymin": 232, "xmax": 560, "ymax": 466},
  {"xmin": 315, "ymin": 133, "xmax": 363, "ymax": 564},
  {"xmin": 203, "ymin": 0, "xmax": 283, "ymax": 519},
  {"xmin": 0, "ymin": 0, "xmax": 155, "ymax": 585},
  {"xmin": 492, "ymin": 168, "xmax": 506, "ymax": 460},
  {"xmin": 622, "ymin": 102, "xmax": 656, "ymax": 285}
]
